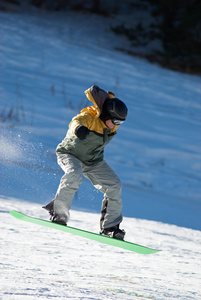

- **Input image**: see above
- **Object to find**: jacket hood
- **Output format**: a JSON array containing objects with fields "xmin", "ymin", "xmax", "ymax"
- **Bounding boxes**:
[{"xmin": 84, "ymin": 85, "xmax": 114, "ymax": 117}]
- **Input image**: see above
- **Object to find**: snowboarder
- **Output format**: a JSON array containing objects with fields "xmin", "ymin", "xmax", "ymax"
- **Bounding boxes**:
[{"xmin": 43, "ymin": 85, "xmax": 128, "ymax": 240}]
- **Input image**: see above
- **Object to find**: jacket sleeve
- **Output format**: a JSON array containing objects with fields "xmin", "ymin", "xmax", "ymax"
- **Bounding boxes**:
[{"xmin": 69, "ymin": 111, "xmax": 94, "ymax": 135}]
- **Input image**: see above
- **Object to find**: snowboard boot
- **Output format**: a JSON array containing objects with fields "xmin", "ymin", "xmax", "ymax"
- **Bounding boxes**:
[
  {"xmin": 101, "ymin": 224, "xmax": 125, "ymax": 240},
  {"xmin": 42, "ymin": 199, "xmax": 55, "ymax": 218},
  {"xmin": 51, "ymin": 214, "xmax": 67, "ymax": 226},
  {"xmin": 43, "ymin": 200, "xmax": 67, "ymax": 226}
]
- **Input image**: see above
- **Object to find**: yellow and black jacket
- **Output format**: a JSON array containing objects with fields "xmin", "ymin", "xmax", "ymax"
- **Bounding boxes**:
[{"xmin": 56, "ymin": 85, "xmax": 119, "ymax": 165}]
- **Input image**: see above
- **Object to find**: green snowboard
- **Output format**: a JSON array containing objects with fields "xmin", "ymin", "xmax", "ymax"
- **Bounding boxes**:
[{"xmin": 9, "ymin": 210, "xmax": 161, "ymax": 254}]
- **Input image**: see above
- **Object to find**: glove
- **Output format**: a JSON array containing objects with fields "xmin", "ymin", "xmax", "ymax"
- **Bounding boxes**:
[{"xmin": 75, "ymin": 126, "xmax": 90, "ymax": 140}]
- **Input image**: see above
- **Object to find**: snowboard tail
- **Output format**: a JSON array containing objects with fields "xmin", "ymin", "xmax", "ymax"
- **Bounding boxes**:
[{"xmin": 9, "ymin": 210, "xmax": 161, "ymax": 254}]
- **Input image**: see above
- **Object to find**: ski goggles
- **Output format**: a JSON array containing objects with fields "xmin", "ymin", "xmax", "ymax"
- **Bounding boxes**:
[{"xmin": 111, "ymin": 118, "xmax": 125, "ymax": 125}]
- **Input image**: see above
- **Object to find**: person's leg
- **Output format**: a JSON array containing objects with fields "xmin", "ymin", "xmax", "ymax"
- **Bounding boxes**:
[
  {"xmin": 53, "ymin": 154, "xmax": 83, "ymax": 224},
  {"xmin": 100, "ymin": 197, "xmax": 108, "ymax": 231},
  {"xmin": 83, "ymin": 160, "xmax": 123, "ymax": 230}
]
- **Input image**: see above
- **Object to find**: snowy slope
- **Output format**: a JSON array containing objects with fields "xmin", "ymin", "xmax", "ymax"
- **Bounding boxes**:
[
  {"xmin": 0, "ymin": 8, "xmax": 201, "ymax": 299},
  {"xmin": 1, "ymin": 9, "xmax": 201, "ymax": 230},
  {"xmin": 1, "ymin": 197, "xmax": 201, "ymax": 300}
]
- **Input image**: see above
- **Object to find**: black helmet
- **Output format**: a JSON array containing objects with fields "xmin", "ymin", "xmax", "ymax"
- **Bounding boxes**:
[{"xmin": 100, "ymin": 98, "xmax": 128, "ymax": 125}]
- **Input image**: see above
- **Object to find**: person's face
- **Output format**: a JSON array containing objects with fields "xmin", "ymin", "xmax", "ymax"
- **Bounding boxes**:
[{"xmin": 105, "ymin": 119, "xmax": 116, "ymax": 129}]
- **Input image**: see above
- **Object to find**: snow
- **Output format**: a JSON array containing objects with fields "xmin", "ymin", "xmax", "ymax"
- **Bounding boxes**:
[
  {"xmin": 1, "ymin": 197, "xmax": 201, "ymax": 300},
  {"xmin": 0, "ymin": 7, "xmax": 201, "ymax": 300}
]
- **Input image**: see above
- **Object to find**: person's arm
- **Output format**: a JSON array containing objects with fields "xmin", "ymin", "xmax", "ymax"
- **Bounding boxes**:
[{"xmin": 69, "ymin": 112, "xmax": 93, "ymax": 140}]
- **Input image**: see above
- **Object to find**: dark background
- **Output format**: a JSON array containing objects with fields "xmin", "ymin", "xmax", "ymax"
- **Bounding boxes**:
[{"xmin": 1, "ymin": 0, "xmax": 201, "ymax": 74}]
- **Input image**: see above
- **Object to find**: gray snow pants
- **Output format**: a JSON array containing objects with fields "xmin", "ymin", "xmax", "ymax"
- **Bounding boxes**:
[{"xmin": 54, "ymin": 154, "xmax": 123, "ymax": 229}]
